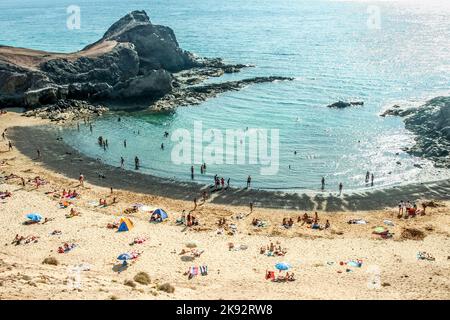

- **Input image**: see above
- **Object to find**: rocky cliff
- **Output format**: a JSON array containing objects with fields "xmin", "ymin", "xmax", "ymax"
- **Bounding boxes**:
[
  {"xmin": 0, "ymin": 10, "xmax": 292, "ymax": 120},
  {"xmin": 381, "ymin": 96, "xmax": 450, "ymax": 168}
]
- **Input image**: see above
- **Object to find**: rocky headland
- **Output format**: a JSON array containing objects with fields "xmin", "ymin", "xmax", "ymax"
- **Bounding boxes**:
[
  {"xmin": 0, "ymin": 10, "xmax": 292, "ymax": 121},
  {"xmin": 381, "ymin": 96, "xmax": 450, "ymax": 168}
]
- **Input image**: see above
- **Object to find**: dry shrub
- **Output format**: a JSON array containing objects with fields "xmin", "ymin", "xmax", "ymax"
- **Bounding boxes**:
[
  {"xmin": 134, "ymin": 272, "xmax": 151, "ymax": 285},
  {"xmin": 124, "ymin": 280, "xmax": 136, "ymax": 288},
  {"xmin": 422, "ymin": 200, "xmax": 444, "ymax": 208},
  {"xmin": 158, "ymin": 282, "xmax": 175, "ymax": 293},
  {"xmin": 42, "ymin": 257, "xmax": 58, "ymax": 266},
  {"xmin": 400, "ymin": 228, "xmax": 426, "ymax": 241}
]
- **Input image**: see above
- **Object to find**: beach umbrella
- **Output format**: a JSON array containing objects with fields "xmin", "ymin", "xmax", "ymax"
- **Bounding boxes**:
[
  {"xmin": 26, "ymin": 213, "xmax": 42, "ymax": 222},
  {"xmin": 117, "ymin": 253, "xmax": 132, "ymax": 261},
  {"xmin": 275, "ymin": 262, "xmax": 291, "ymax": 271}
]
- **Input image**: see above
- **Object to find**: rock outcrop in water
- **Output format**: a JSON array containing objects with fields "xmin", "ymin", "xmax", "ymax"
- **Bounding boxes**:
[
  {"xmin": 0, "ymin": 10, "xmax": 292, "ymax": 119},
  {"xmin": 381, "ymin": 96, "xmax": 450, "ymax": 168},
  {"xmin": 326, "ymin": 101, "xmax": 364, "ymax": 108}
]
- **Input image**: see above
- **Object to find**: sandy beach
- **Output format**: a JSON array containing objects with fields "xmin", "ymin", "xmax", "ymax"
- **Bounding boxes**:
[{"xmin": 0, "ymin": 111, "xmax": 449, "ymax": 300}]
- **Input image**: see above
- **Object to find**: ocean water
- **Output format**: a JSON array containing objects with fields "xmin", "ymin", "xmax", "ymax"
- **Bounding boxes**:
[{"xmin": 1, "ymin": 0, "xmax": 450, "ymax": 191}]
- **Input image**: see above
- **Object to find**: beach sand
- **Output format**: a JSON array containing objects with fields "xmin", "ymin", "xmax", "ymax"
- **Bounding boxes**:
[{"xmin": 0, "ymin": 112, "xmax": 449, "ymax": 300}]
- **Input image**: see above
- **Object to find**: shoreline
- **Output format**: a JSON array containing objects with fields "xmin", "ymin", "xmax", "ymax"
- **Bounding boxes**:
[
  {"xmin": 8, "ymin": 116, "xmax": 450, "ymax": 212},
  {"xmin": 1, "ymin": 112, "xmax": 450, "ymax": 300}
]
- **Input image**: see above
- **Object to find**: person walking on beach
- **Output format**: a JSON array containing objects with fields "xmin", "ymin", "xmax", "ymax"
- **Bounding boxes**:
[
  {"xmin": 37, "ymin": 149, "xmax": 41, "ymax": 159},
  {"xmin": 79, "ymin": 173, "xmax": 84, "ymax": 187},
  {"xmin": 120, "ymin": 157, "xmax": 125, "ymax": 169},
  {"xmin": 2, "ymin": 130, "xmax": 5, "ymax": 140},
  {"xmin": 193, "ymin": 197, "xmax": 197, "ymax": 211},
  {"xmin": 250, "ymin": 201, "xmax": 254, "ymax": 213},
  {"xmin": 135, "ymin": 156, "xmax": 140, "ymax": 170},
  {"xmin": 321, "ymin": 177, "xmax": 325, "ymax": 190},
  {"xmin": 8, "ymin": 141, "xmax": 13, "ymax": 151},
  {"xmin": 247, "ymin": 175, "xmax": 252, "ymax": 189},
  {"xmin": 338, "ymin": 182, "xmax": 343, "ymax": 196},
  {"xmin": 371, "ymin": 173, "xmax": 374, "ymax": 186},
  {"xmin": 191, "ymin": 166, "xmax": 194, "ymax": 180}
]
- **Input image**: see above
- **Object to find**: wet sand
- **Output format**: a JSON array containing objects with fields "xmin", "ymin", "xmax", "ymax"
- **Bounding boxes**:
[{"xmin": 9, "ymin": 124, "xmax": 450, "ymax": 212}]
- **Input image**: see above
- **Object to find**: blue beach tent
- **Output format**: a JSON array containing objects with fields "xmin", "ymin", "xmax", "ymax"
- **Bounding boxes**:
[{"xmin": 151, "ymin": 208, "xmax": 168, "ymax": 220}]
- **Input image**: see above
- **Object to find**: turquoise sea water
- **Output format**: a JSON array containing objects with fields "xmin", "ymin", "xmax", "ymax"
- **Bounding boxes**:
[{"xmin": 1, "ymin": 0, "xmax": 450, "ymax": 191}]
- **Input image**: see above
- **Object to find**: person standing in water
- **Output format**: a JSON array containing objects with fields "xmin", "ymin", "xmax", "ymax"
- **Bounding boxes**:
[
  {"xmin": 135, "ymin": 156, "xmax": 140, "ymax": 170},
  {"xmin": 161, "ymin": 143, "xmax": 164, "ymax": 150},
  {"xmin": 339, "ymin": 182, "xmax": 343, "ymax": 196},
  {"xmin": 120, "ymin": 157, "xmax": 125, "ymax": 169},
  {"xmin": 191, "ymin": 166, "xmax": 194, "ymax": 180},
  {"xmin": 77, "ymin": 123, "xmax": 80, "ymax": 131},
  {"xmin": 365, "ymin": 171, "xmax": 370, "ymax": 183},
  {"xmin": 321, "ymin": 177, "xmax": 325, "ymax": 190},
  {"xmin": 37, "ymin": 149, "xmax": 41, "ymax": 159},
  {"xmin": 89, "ymin": 123, "xmax": 93, "ymax": 133},
  {"xmin": 227, "ymin": 178, "xmax": 230, "ymax": 188},
  {"xmin": 371, "ymin": 173, "xmax": 374, "ymax": 186},
  {"xmin": 247, "ymin": 175, "xmax": 252, "ymax": 189},
  {"xmin": 124, "ymin": 139, "xmax": 127, "ymax": 148}
]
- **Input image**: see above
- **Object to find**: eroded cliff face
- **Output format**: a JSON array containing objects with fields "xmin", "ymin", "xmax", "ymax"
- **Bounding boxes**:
[
  {"xmin": 0, "ymin": 10, "xmax": 293, "ymax": 121},
  {"xmin": 0, "ymin": 10, "xmax": 220, "ymax": 109}
]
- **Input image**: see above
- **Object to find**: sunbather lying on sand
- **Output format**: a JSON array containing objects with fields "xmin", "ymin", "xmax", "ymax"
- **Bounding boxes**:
[
  {"xmin": 58, "ymin": 243, "xmax": 77, "ymax": 253},
  {"xmin": 12, "ymin": 234, "xmax": 39, "ymax": 245},
  {"xmin": 124, "ymin": 206, "xmax": 138, "ymax": 214},
  {"xmin": 42, "ymin": 217, "xmax": 54, "ymax": 224},
  {"xmin": 130, "ymin": 237, "xmax": 147, "ymax": 246},
  {"xmin": 107, "ymin": 222, "xmax": 119, "ymax": 229},
  {"xmin": 273, "ymin": 272, "xmax": 295, "ymax": 282},
  {"xmin": 282, "ymin": 218, "xmax": 294, "ymax": 228},
  {"xmin": 0, "ymin": 190, "xmax": 12, "ymax": 199},
  {"xmin": 4, "ymin": 173, "xmax": 20, "ymax": 180},
  {"xmin": 65, "ymin": 208, "xmax": 80, "ymax": 218}
]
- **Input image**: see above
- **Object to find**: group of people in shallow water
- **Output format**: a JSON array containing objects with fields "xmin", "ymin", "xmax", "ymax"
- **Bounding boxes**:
[{"xmin": 87, "ymin": 122, "xmax": 382, "ymax": 195}]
